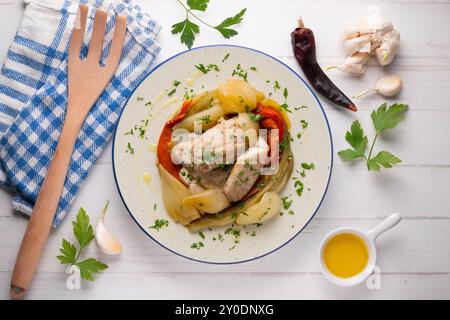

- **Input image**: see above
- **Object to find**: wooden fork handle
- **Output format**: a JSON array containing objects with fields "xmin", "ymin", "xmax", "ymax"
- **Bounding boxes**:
[{"xmin": 10, "ymin": 120, "xmax": 81, "ymax": 299}]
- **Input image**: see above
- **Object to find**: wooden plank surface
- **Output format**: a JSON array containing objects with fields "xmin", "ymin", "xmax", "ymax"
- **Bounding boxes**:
[{"xmin": 0, "ymin": 0, "xmax": 449, "ymax": 299}]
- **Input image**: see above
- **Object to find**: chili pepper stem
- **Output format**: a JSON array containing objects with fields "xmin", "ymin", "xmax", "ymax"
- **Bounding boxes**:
[{"xmin": 297, "ymin": 18, "xmax": 305, "ymax": 28}]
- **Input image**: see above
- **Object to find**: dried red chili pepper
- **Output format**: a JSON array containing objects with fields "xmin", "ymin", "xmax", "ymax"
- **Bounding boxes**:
[{"xmin": 291, "ymin": 19, "xmax": 357, "ymax": 112}]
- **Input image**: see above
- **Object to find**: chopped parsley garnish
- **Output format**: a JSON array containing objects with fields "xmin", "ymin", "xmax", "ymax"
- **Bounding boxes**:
[
  {"xmin": 288, "ymin": 210, "xmax": 295, "ymax": 215},
  {"xmin": 199, "ymin": 231, "xmax": 205, "ymax": 240},
  {"xmin": 301, "ymin": 119, "xmax": 308, "ymax": 129},
  {"xmin": 301, "ymin": 162, "xmax": 315, "ymax": 170},
  {"xmin": 195, "ymin": 63, "xmax": 220, "ymax": 74},
  {"xmin": 126, "ymin": 142, "xmax": 135, "ymax": 154},
  {"xmin": 191, "ymin": 242, "xmax": 204, "ymax": 250},
  {"xmin": 145, "ymin": 101, "xmax": 152, "ymax": 107},
  {"xmin": 293, "ymin": 177, "xmax": 304, "ymax": 197},
  {"xmin": 153, "ymin": 203, "xmax": 157, "ymax": 211},
  {"xmin": 149, "ymin": 219, "xmax": 169, "ymax": 231},
  {"xmin": 250, "ymin": 231, "xmax": 256, "ymax": 237},
  {"xmin": 245, "ymin": 106, "xmax": 263, "ymax": 122},
  {"xmin": 296, "ymin": 132, "xmax": 302, "ymax": 139},
  {"xmin": 167, "ymin": 88, "xmax": 177, "ymax": 97},
  {"xmin": 248, "ymin": 112, "xmax": 262, "ymax": 122},
  {"xmin": 173, "ymin": 80, "xmax": 181, "ymax": 87},
  {"xmin": 225, "ymin": 227, "xmax": 241, "ymax": 244},
  {"xmin": 280, "ymin": 103, "xmax": 292, "ymax": 113},
  {"xmin": 283, "ymin": 87, "xmax": 288, "ymax": 99},
  {"xmin": 295, "ymin": 105, "xmax": 308, "ymax": 111},
  {"xmin": 198, "ymin": 114, "xmax": 211, "ymax": 124},
  {"xmin": 250, "ymin": 66, "xmax": 257, "ymax": 71},
  {"xmin": 232, "ymin": 63, "xmax": 248, "ymax": 81},
  {"xmin": 281, "ymin": 196, "xmax": 293, "ymax": 210},
  {"xmin": 279, "ymin": 136, "xmax": 290, "ymax": 151},
  {"xmin": 137, "ymin": 96, "xmax": 144, "ymax": 102},
  {"xmin": 274, "ymin": 80, "xmax": 281, "ymax": 91},
  {"xmin": 222, "ymin": 53, "xmax": 230, "ymax": 62}
]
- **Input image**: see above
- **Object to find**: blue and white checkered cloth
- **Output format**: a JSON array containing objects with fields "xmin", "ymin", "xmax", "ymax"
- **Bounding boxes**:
[{"xmin": 0, "ymin": 0, "xmax": 160, "ymax": 227}]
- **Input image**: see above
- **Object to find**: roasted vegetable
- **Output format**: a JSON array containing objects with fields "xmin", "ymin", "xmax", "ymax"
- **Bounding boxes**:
[
  {"xmin": 291, "ymin": 19, "xmax": 357, "ymax": 112},
  {"xmin": 157, "ymin": 100, "xmax": 192, "ymax": 179},
  {"xmin": 218, "ymin": 79, "xmax": 264, "ymax": 113},
  {"xmin": 236, "ymin": 191, "xmax": 282, "ymax": 225},
  {"xmin": 183, "ymin": 189, "xmax": 230, "ymax": 214},
  {"xmin": 158, "ymin": 164, "xmax": 200, "ymax": 225}
]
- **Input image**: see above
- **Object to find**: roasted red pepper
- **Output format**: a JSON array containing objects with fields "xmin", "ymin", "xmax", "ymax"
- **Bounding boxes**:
[
  {"xmin": 157, "ymin": 100, "xmax": 192, "ymax": 179},
  {"xmin": 256, "ymin": 103, "xmax": 285, "ymax": 142},
  {"xmin": 291, "ymin": 19, "xmax": 357, "ymax": 112}
]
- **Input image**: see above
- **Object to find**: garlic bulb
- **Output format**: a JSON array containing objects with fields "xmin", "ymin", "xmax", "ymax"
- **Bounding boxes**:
[
  {"xmin": 95, "ymin": 201, "xmax": 122, "ymax": 255},
  {"xmin": 333, "ymin": 6, "xmax": 400, "ymax": 74},
  {"xmin": 354, "ymin": 75, "xmax": 403, "ymax": 98}
]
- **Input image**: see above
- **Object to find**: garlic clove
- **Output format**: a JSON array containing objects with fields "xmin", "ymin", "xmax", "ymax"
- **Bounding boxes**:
[
  {"xmin": 327, "ymin": 52, "xmax": 369, "ymax": 75},
  {"xmin": 354, "ymin": 75, "xmax": 402, "ymax": 98},
  {"xmin": 375, "ymin": 75, "xmax": 403, "ymax": 97},
  {"xmin": 95, "ymin": 201, "xmax": 122, "ymax": 255},
  {"xmin": 344, "ymin": 35, "xmax": 372, "ymax": 55}
]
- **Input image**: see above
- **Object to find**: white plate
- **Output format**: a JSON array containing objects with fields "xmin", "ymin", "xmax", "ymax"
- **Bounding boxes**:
[{"xmin": 113, "ymin": 45, "xmax": 333, "ymax": 264}]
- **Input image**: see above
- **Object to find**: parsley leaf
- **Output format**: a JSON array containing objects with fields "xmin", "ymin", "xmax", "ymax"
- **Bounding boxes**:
[
  {"xmin": 57, "ymin": 206, "xmax": 108, "ymax": 281},
  {"xmin": 57, "ymin": 239, "xmax": 77, "ymax": 264},
  {"xmin": 75, "ymin": 258, "xmax": 108, "ymax": 281},
  {"xmin": 72, "ymin": 207, "xmax": 94, "ymax": 250},
  {"xmin": 338, "ymin": 103, "xmax": 407, "ymax": 171},
  {"xmin": 337, "ymin": 120, "xmax": 367, "ymax": 160},
  {"xmin": 187, "ymin": 0, "xmax": 209, "ymax": 11},
  {"xmin": 371, "ymin": 103, "xmax": 408, "ymax": 134},
  {"xmin": 171, "ymin": 19, "xmax": 200, "ymax": 49},
  {"xmin": 367, "ymin": 151, "xmax": 401, "ymax": 172},
  {"xmin": 172, "ymin": 1, "xmax": 246, "ymax": 49},
  {"xmin": 214, "ymin": 9, "xmax": 247, "ymax": 39}
]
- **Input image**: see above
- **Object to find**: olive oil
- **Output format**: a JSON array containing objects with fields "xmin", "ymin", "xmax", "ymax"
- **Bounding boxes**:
[{"xmin": 323, "ymin": 233, "xmax": 369, "ymax": 278}]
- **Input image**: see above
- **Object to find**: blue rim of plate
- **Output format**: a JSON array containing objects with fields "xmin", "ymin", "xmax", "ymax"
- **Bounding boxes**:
[{"xmin": 112, "ymin": 44, "xmax": 333, "ymax": 265}]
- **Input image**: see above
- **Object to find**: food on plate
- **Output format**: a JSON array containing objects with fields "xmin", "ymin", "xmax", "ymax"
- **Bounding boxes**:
[
  {"xmin": 330, "ymin": 6, "xmax": 400, "ymax": 74},
  {"xmin": 354, "ymin": 75, "xmax": 402, "ymax": 98},
  {"xmin": 291, "ymin": 18, "xmax": 357, "ymax": 112},
  {"xmin": 156, "ymin": 79, "xmax": 294, "ymax": 231}
]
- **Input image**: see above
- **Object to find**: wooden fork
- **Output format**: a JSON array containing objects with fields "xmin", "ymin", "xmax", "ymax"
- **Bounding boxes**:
[{"xmin": 10, "ymin": 5, "xmax": 126, "ymax": 299}]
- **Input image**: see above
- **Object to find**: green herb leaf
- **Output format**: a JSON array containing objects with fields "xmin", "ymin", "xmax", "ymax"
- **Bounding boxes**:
[
  {"xmin": 75, "ymin": 258, "xmax": 108, "ymax": 281},
  {"xmin": 214, "ymin": 9, "xmax": 246, "ymax": 39},
  {"xmin": 338, "ymin": 149, "xmax": 365, "ymax": 161},
  {"xmin": 346, "ymin": 120, "xmax": 368, "ymax": 154},
  {"xmin": 149, "ymin": 219, "xmax": 169, "ymax": 231},
  {"xmin": 338, "ymin": 103, "xmax": 407, "ymax": 172},
  {"xmin": 171, "ymin": 19, "xmax": 200, "ymax": 49},
  {"xmin": 367, "ymin": 151, "xmax": 402, "ymax": 172},
  {"xmin": 57, "ymin": 206, "xmax": 108, "ymax": 282},
  {"xmin": 57, "ymin": 239, "xmax": 77, "ymax": 264},
  {"xmin": 187, "ymin": 0, "xmax": 209, "ymax": 11},
  {"xmin": 72, "ymin": 208, "xmax": 94, "ymax": 249},
  {"xmin": 371, "ymin": 103, "xmax": 408, "ymax": 134},
  {"xmin": 301, "ymin": 163, "xmax": 315, "ymax": 170}
]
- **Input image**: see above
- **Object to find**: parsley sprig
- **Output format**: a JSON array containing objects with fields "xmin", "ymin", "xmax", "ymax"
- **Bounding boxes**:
[
  {"xmin": 338, "ymin": 103, "xmax": 408, "ymax": 171},
  {"xmin": 172, "ymin": 0, "xmax": 246, "ymax": 49},
  {"xmin": 57, "ymin": 208, "xmax": 108, "ymax": 281}
]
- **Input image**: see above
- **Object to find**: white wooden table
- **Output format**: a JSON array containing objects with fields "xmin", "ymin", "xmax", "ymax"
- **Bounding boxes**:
[{"xmin": 1, "ymin": 0, "xmax": 449, "ymax": 300}]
